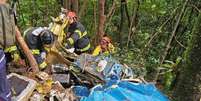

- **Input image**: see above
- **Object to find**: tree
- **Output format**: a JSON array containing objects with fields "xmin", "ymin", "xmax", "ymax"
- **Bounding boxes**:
[
  {"xmin": 71, "ymin": 0, "xmax": 79, "ymax": 13},
  {"xmin": 97, "ymin": 0, "xmax": 106, "ymax": 42},
  {"xmin": 173, "ymin": 12, "xmax": 201, "ymax": 101},
  {"xmin": 63, "ymin": 0, "xmax": 78, "ymax": 13},
  {"xmin": 63, "ymin": 0, "xmax": 70, "ymax": 9},
  {"xmin": 79, "ymin": 0, "xmax": 88, "ymax": 18},
  {"xmin": 127, "ymin": 0, "xmax": 139, "ymax": 47}
]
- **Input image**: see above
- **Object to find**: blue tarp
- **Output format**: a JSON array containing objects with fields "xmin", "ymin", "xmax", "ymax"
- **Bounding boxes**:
[
  {"xmin": 74, "ymin": 54, "xmax": 133, "ymax": 80},
  {"xmin": 74, "ymin": 81, "xmax": 169, "ymax": 101},
  {"xmin": 73, "ymin": 54, "xmax": 169, "ymax": 101}
]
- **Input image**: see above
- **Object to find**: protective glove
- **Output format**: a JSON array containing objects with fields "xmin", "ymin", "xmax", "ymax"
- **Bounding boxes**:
[
  {"xmin": 12, "ymin": 53, "xmax": 20, "ymax": 62},
  {"xmin": 66, "ymin": 48, "xmax": 75, "ymax": 53},
  {"xmin": 41, "ymin": 52, "xmax": 47, "ymax": 60}
]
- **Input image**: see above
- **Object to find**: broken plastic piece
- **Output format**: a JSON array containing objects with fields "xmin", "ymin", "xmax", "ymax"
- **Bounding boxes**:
[
  {"xmin": 7, "ymin": 73, "xmax": 37, "ymax": 101},
  {"xmin": 52, "ymin": 74, "xmax": 70, "ymax": 85}
]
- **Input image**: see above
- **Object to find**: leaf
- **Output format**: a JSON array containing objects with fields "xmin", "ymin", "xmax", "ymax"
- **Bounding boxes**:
[
  {"xmin": 176, "ymin": 57, "xmax": 182, "ymax": 65},
  {"xmin": 151, "ymin": 4, "xmax": 156, "ymax": 9},
  {"xmin": 161, "ymin": 64, "xmax": 173, "ymax": 68},
  {"xmin": 159, "ymin": 10, "xmax": 166, "ymax": 15},
  {"xmin": 164, "ymin": 60, "xmax": 174, "ymax": 65}
]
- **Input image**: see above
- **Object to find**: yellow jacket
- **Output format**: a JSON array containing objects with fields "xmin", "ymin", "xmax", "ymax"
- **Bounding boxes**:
[{"xmin": 92, "ymin": 43, "xmax": 115, "ymax": 56}]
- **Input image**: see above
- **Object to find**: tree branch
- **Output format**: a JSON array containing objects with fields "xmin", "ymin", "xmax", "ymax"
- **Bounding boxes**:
[
  {"xmin": 154, "ymin": 0, "xmax": 189, "ymax": 82},
  {"xmin": 174, "ymin": 36, "xmax": 187, "ymax": 49},
  {"xmin": 79, "ymin": 0, "xmax": 88, "ymax": 18},
  {"xmin": 126, "ymin": 0, "xmax": 139, "ymax": 47},
  {"xmin": 160, "ymin": 0, "xmax": 188, "ymax": 64},
  {"xmin": 106, "ymin": 0, "xmax": 116, "ymax": 18}
]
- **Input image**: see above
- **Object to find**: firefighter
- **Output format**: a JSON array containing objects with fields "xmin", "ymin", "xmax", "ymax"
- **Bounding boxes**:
[
  {"xmin": 92, "ymin": 36, "xmax": 115, "ymax": 56},
  {"xmin": 23, "ymin": 27, "xmax": 54, "ymax": 70},
  {"xmin": 0, "ymin": 0, "xmax": 16, "ymax": 100},
  {"xmin": 65, "ymin": 11, "xmax": 91, "ymax": 55}
]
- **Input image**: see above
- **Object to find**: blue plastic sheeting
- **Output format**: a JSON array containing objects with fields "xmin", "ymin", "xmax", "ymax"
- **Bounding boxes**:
[
  {"xmin": 79, "ymin": 81, "xmax": 169, "ymax": 101},
  {"xmin": 74, "ymin": 54, "xmax": 133, "ymax": 80},
  {"xmin": 73, "ymin": 54, "xmax": 169, "ymax": 101},
  {"xmin": 73, "ymin": 86, "xmax": 90, "ymax": 97}
]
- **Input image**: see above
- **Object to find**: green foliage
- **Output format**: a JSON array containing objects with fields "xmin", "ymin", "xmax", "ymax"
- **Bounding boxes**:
[
  {"xmin": 159, "ymin": 57, "xmax": 182, "ymax": 91},
  {"xmin": 15, "ymin": 0, "xmax": 195, "ymax": 95},
  {"xmin": 17, "ymin": 0, "xmax": 60, "ymax": 30}
]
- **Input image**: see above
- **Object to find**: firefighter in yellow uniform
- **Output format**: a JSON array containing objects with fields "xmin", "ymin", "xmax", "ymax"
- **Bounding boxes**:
[
  {"xmin": 65, "ymin": 11, "xmax": 91, "ymax": 55},
  {"xmin": 93, "ymin": 36, "xmax": 115, "ymax": 56},
  {"xmin": 23, "ymin": 27, "xmax": 54, "ymax": 70},
  {"xmin": 0, "ymin": 0, "xmax": 19, "ymax": 100},
  {"xmin": 0, "ymin": 0, "xmax": 21, "ymax": 64}
]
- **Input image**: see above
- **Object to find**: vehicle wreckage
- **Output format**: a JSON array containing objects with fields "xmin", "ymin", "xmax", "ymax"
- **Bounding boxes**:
[{"xmin": 8, "ymin": 11, "xmax": 169, "ymax": 101}]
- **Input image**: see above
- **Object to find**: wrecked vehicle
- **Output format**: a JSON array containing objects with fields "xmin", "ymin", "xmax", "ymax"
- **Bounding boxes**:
[
  {"xmin": 7, "ymin": 52, "xmax": 169, "ymax": 101},
  {"xmin": 5, "ymin": 9, "xmax": 169, "ymax": 101}
]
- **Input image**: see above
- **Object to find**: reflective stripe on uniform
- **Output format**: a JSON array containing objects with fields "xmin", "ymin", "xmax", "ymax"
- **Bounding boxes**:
[
  {"xmin": 23, "ymin": 27, "xmax": 33, "ymax": 38},
  {"xmin": 74, "ymin": 30, "xmax": 87, "ymax": 38},
  {"xmin": 39, "ymin": 61, "xmax": 47, "ymax": 69},
  {"xmin": 68, "ymin": 38, "xmax": 74, "ymax": 44},
  {"xmin": 75, "ymin": 30, "xmax": 82, "ymax": 38},
  {"xmin": 82, "ymin": 31, "xmax": 87, "ymax": 37},
  {"xmin": 80, "ymin": 43, "xmax": 90, "ymax": 52},
  {"xmin": 92, "ymin": 45, "xmax": 101, "ymax": 56},
  {"xmin": 31, "ymin": 49, "xmax": 40, "ymax": 55},
  {"xmin": 0, "ymin": 54, "xmax": 5, "ymax": 63},
  {"xmin": 44, "ymin": 47, "xmax": 50, "ymax": 52},
  {"xmin": 6, "ymin": 92, "xmax": 11, "ymax": 98},
  {"xmin": 4, "ymin": 46, "xmax": 17, "ymax": 53}
]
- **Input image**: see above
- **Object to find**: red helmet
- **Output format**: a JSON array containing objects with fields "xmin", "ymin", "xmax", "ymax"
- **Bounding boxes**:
[{"xmin": 66, "ymin": 11, "xmax": 77, "ymax": 19}]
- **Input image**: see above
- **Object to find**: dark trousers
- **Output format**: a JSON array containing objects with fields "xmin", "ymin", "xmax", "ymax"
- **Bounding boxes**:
[{"xmin": 0, "ymin": 49, "xmax": 11, "ymax": 101}]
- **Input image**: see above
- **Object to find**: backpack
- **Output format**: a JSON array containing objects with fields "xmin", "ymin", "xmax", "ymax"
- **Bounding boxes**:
[{"xmin": 0, "ymin": 4, "xmax": 16, "ymax": 49}]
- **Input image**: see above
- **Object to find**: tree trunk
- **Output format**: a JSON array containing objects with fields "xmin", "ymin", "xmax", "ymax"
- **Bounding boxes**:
[
  {"xmin": 126, "ymin": 0, "xmax": 139, "ymax": 47},
  {"xmin": 124, "ymin": 0, "xmax": 130, "ymax": 27},
  {"xmin": 63, "ymin": 0, "xmax": 67, "ymax": 9},
  {"xmin": 79, "ymin": 0, "xmax": 88, "ymax": 18},
  {"xmin": 64, "ymin": 0, "xmax": 71, "ymax": 10},
  {"xmin": 173, "ymin": 12, "xmax": 201, "ymax": 101},
  {"xmin": 97, "ymin": 0, "xmax": 106, "ymax": 42},
  {"xmin": 71, "ymin": 0, "xmax": 79, "ymax": 13},
  {"xmin": 119, "ymin": 0, "xmax": 125, "ymax": 47}
]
